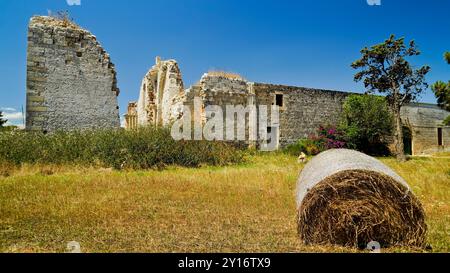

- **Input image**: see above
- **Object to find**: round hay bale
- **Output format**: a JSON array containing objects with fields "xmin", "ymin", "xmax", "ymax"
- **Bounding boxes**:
[{"xmin": 296, "ymin": 149, "xmax": 427, "ymax": 249}]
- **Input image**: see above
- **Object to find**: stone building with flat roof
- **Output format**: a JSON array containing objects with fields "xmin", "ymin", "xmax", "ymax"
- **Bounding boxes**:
[{"xmin": 401, "ymin": 103, "xmax": 450, "ymax": 155}]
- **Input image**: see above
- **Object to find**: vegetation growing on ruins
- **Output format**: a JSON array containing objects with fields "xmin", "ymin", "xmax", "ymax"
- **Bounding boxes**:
[
  {"xmin": 432, "ymin": 52, "xmax": 450, "ymax": 125},
  {"xmin": 0, "ymin": 153, "xmax": 448, "ymax": 253},
  {"xmin": 340, "ymin": 95, "xmax": 393, "ymax": 155},
  {"xmin": 45, "ymin": 10, "xmax": 78, "ymax": 28},
  {"xmin": 352, "ymin": 35, "xmax": 430, "ymax": 162},
  {"xmin": 0, "ymin": 127, "xmax": 244, "ymax": 170}
]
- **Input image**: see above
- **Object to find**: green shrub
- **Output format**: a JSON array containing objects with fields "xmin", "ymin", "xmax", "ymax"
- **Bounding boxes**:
[
  {"xmin": 284, "ymin": 138, "xmax": 324, "ymax": 157},
  {"xmin": 340, "ymin": 94, "xmax": 393, "ymax": 156},
  {"xmin": 284, "ymin": 139, "xmax": 313, "ymax": 156},
  {"xmin": 0, "ymin": 127, "xmax": 244, "ymax": 169}
]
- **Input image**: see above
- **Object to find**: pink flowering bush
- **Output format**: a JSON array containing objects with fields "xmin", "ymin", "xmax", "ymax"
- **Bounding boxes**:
[
  {"xmin": 284, "ymin": 125, "xmax": 347, "ymax": 156},
  {"xmin": 314, "ymin": 125, "xmax": 346, "ymax": 150}
]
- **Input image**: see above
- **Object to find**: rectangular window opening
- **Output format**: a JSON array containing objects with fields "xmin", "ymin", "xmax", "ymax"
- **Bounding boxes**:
[{"xmin": 275, "ymin": 94, "xmax": 284, "ymax": 107}]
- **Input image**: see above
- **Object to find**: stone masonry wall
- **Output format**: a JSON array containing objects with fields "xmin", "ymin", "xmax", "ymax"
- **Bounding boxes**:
[
  {"xmin": 183, "ymin": 75, "xmax": 352, "ymax": 148},
  {"xmin": 253, "ymin": 83, "xmax": 351, "ymax": 147},
  {"xmin": 26, "ymin": 16, "xmax": 120, "ymax": 132},
  {"xmin": 184, "ymin": 73, "xmax": 254, "ymax": 143},
  {"xmin": 129, "ymin": 57, "xmax": 449, "ymax": 155}
]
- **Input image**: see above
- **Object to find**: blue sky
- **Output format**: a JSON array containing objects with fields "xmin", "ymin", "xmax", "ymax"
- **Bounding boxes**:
[{"xmin": 0, "ymin": 0, "xmax": 449, "ymax": 126}]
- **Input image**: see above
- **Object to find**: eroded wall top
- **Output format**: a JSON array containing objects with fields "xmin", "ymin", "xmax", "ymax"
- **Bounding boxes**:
[{"xmin": 137, "ymin": 57, "xmax": 185, "ymax": 126}]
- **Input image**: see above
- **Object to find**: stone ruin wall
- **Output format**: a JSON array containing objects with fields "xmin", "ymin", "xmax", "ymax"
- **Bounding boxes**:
[
  {"xmin": 182, "ymin": 74, "xmax": 351, "ymax": 148},
  {"xmin": 129, "ymin": 57, "xmax": 450, "ymax": 154},
  {"xmin": 133, "ymin": 66, "xmax": 355, "ymax": 148},
  {"xmin": 137, "ymin": 58, "xmax": 185, "ymax": 127},
  {"xmin": 26, "ymin": 16, "xmax": 120, "ymax": 132},
  {"xmin": 253, "ymin": 84, "xmax": 351, "ymax": 147},
  {"xmin": 183, "ymin": 73, "xmax": 255, "ymax": 144}
]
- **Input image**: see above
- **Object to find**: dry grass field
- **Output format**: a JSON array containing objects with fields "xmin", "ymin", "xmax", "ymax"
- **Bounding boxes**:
[{"xmin": 0, "ymin": 153, "xmax": 449, "ymax": 253}]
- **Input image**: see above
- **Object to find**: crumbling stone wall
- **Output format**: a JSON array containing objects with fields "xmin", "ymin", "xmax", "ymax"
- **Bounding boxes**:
[
  {"xmin": 401, "ymin": 103, "xmax": 450, "ymax": 155},
  {"xmin": 184, "ymin": 73, "xmax": 255, "ymax": 144},
  {"xmin": 26, "ymin": 16, "xmax": 120, "ymax": 132},
  {"xmin": 253, "ymin": 83, "xmax": 351, "ymax": 147},
  {"xmin": 137, "ymin": 57, "xmax": 185, "ymax": 126},
  {"xmin": 130, "ymin": 57, "xmax": 449, "ymax": 154},
  {"xmin": 183, "ymin": 75, "xmax": 352, "ymax": 148}
]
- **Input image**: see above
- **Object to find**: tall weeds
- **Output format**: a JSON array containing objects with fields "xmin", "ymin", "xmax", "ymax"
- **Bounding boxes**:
[{"xmin": 0, "ymin": 127, "xmax": 244, "ymax": 169}]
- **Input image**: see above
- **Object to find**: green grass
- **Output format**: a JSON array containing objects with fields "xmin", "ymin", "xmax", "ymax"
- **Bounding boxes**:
[{"xmin": 0, "ymin": 153, "xmax": 449, "ymax": 253}]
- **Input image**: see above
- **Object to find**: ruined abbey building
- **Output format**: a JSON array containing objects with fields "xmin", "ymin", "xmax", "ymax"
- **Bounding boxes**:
[
  {"xmin": 126, "ymin": 58, "xmax": 450, "ymax": 156},
  {"xmin": 26, "ymin": 16, "xmax": 120, "ymax": 132},
  {"xmin": 24, "ymin": 16, "xmax": 448, "ymax": 155}
]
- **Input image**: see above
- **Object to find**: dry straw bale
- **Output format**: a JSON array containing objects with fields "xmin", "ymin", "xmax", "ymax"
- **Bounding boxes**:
[{"xmin": 296, "ymin": 149, "xmax": 427, "ymax": 249}]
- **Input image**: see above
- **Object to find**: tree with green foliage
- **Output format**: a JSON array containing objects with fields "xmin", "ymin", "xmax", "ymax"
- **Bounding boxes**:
[
  {"xmin": 340, "ymin": 95, "xmax": 393, "ymax": 156},
  {"xmin": 351, "ymin": 35, "xmax": 430, "ymax": 161},
  {"xmin": 431, "ymin": 52, "xmax": 450, "ymax": 125},
  {"xmin": 0, "ymin": 111, "xmax": 7, "ymax": 128}
]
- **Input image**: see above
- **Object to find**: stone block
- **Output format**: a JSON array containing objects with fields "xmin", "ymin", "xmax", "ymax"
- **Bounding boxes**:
[
  {"xmin": 27, "ymin": 106, "xmax": 48, "ymax": 112},
  {"xmin": 27, "ymin": 96, "xmax": 45, "ymax": 102}
]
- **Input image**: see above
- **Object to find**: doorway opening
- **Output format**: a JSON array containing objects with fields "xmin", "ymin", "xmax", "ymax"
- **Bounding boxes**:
[
  {"xmin": 403, "ymin": 126, "xmax": 412, "ymax": 155},
  {"xmin": 438, "ymin": 128, "xmax": 443, "ymax": 146}
]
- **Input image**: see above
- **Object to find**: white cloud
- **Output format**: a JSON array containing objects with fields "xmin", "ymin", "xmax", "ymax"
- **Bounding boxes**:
[
  {"xmin": 0, "ymin": 107, "xmax": 16, "ymax": 112},
  {"xmin": 66, "ymin": 0, "xmax": 81, "ymax": 6},
  {"xmin": 3, "ymin": 111, "xmax": 23, "ymax": 121},
  {"xmin": 1, "ymin": 108, "xmax": 24, "ymax": 127},
  {"xmin": 367, "ymin": 0, "xmax": 381, "ymax": 5}
]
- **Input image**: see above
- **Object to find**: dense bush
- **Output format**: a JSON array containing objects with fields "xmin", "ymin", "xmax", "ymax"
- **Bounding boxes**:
[
  {"xmin": 0, "ymin": 127, "xmax": 244, "ymax": 169},
  {"xmin": 285, "ymin": 95, "xmax": 394, "ymax": 157},
  {"xmin": 284, "ymin": 125, "xmax": 346, "ymax": 156},
  {"xmin": 340, "ymin": 95, "xmax": 393, "ymax": 156}
]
